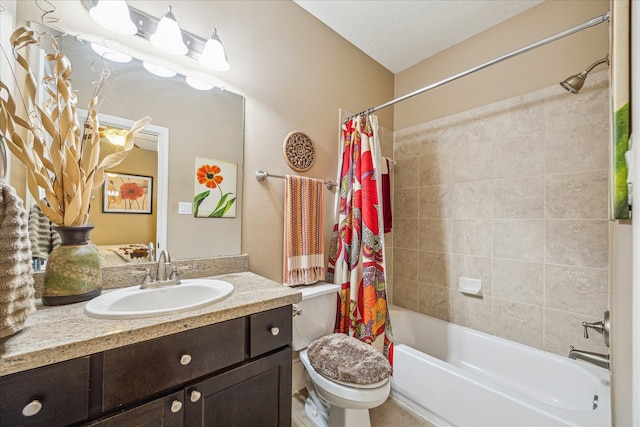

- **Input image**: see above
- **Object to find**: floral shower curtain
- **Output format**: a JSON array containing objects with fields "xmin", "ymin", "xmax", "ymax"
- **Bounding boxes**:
[{"xmin": 327, "ymin": 113, "xmax": 393, "ymax": 360}]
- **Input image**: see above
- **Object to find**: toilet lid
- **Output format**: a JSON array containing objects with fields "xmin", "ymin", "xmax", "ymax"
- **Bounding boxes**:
[
  {"xmin": 306, "ymin": 333, "xmax": 391, "ymax": 386},
  {"xmin": 300, "ymin": 350, "xmax": 389, "ymax": 390}
]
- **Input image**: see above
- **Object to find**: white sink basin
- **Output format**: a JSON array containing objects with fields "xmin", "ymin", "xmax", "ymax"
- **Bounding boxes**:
[{"xmin": 84, "ymin": 279, "xmax": 234, "ymax": 319}]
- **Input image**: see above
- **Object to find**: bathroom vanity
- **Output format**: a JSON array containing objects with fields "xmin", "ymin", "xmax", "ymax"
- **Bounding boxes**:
[{"xmin": 0, "ymin": 271, "xmax": 301, "ymax": 427}]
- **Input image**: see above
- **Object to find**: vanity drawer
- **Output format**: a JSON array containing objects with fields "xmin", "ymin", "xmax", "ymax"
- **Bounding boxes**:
[
  {"xmin": 0, "ymin": 357, "xmax": 90, "ymax": 427},
  {"xmin": 249, "ymin": 305, "xmax": 292, "ymax": 358},
  {"xmin": 102, "ymin": 317, "xmax": 245, "ymax": 411}
]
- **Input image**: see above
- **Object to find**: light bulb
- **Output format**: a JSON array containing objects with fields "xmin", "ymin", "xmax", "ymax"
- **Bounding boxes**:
[
  {"xmin": 89, "ymin": 0, "xmax": 137, "ymax": 35},
  {"xmin": 186, "ymin": 76, "xmax": 214, "ymax": 91},
  {"xmin": 90, "ymin": 43, "xmax": 132, "ymax": 63},
  {"xmin": 143, "ymin": 61, "xmax": 177, "ymax": 77},
  {"xmin": 198, "ymin": 29, "xmax": 230, "ymax": 71},
  {"xmin": 149, "ymin": 6, "xmax": 188, "ymax": 55}
]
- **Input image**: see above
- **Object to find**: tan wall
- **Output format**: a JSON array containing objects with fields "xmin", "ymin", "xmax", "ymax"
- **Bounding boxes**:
[
  {"xmin": 389, "ymin": 0, "xmax": 619, "ymax": 401},
  {"xmin": 220, "ymin": 1, "xmax": 394, "ymax": 281},
  {"xmin": 394, "ymin": 0, "xmax": 610, "ymax": 129},
  {"xmin": 14, "ymin": 1, "xmax": 394, "ymax": 280},
  {"xmin": 392, "ymin": 70, "xmax": 610, "ymax": 357},
  {"xmin": 611, "ymin": 222, "xmax": 633, "ymax": 426},
  {"xmin": 88, "ymin": 145, "xmax": 158, "ymax": 246}
]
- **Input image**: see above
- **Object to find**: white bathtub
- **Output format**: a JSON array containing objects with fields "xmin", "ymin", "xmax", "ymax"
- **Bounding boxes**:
[{"xmin": 389, "ymin": 306, "xmax": 611, "ymax": 427}]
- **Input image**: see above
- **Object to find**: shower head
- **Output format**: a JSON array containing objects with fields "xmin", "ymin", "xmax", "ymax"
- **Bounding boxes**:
[{"xmin": 560, "ymin": 55, "xmax": 609, "ymax": 94}]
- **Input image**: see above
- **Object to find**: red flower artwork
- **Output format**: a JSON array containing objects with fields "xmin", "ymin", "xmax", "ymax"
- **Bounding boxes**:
[
  {"xmin": 120, "ymin": 182, "xmax": 144, "ymax": 200},
  {"xmin": 194, "ymin": 160, "xmax": 237, "ymax": 218},
  {"xmin": 197, "ymin": 164, "xmax": 224, "ymax": 189}
]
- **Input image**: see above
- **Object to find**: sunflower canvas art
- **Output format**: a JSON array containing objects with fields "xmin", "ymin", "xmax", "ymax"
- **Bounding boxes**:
[{"xmin": 194, "ymin": 157, "xmax": 237, "ymax": 218}]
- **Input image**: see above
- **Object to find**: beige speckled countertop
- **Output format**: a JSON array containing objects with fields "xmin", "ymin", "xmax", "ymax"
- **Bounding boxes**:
[{"xmin": 0, "ymin": 271, "xmax": 301, "ymax": 377}]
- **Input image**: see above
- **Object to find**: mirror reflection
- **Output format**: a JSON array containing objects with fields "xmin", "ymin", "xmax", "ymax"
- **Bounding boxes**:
[
  {"xmin": 25, "ymin": 24, "xmax": 245, "ymax": 266},
  {"xmin": 89, "ymin": 118, "xmax": 160, "ymax": 267}
]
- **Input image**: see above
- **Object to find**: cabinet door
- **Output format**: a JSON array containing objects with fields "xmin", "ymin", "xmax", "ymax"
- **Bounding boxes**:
[
  {"xmin": 184, "ymin": 347, "xmax": 292, "ymax": 427},
  {"xmin": 0, "ymin": 357, "xmax": 90, "ymax": 427},
  {"xmin": 83, "ymin": 391, "xmax": 184, "ymax": 427}
]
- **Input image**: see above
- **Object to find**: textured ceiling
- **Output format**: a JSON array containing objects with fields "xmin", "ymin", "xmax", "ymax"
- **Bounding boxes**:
[{"xmin": 294, "ymin": 0, "xmax": 545, "ymax": 73}]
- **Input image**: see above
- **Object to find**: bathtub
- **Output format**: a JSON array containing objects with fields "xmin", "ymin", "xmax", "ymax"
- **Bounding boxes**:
[{"xmin": 388, "ymin": 306, "xmax": 611, "ymax": 427}]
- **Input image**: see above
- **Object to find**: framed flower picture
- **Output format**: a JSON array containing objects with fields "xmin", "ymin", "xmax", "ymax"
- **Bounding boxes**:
[
  {"xmin": 194, "ymin": 157, "xmax": 237, "ymax": 218},
  {"xmin": 103, "ymin": 172, "xmax": 153, "ymax": 214}
]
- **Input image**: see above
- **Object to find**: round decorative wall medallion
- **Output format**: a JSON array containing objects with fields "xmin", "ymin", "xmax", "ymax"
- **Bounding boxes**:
[{"xmin": 283, "ymin": 131, "xmax": 315, "ymax": 171}]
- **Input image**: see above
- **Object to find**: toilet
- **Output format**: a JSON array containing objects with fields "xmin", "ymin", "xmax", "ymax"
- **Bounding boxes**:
[{"xmin": 292, "ymin": 283, "xmax": 391, "ymax": 427}]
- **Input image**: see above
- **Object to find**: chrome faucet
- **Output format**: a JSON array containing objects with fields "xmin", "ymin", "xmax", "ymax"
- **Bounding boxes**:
[
  {"xmin": 156, "ymin": 249, "xmax": 170, "ymax": 281},
  {"xmin": 140, "ymin": 250, "xmax": 182, "ymax": 289},
  {"xmin": 568, "ymin": 346, "xmax": 610, "ymax": 370}
]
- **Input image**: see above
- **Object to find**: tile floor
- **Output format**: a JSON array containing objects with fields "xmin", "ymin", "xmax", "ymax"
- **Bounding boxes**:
[{"xmin": 292, "ymin": 389, "xmax": 438, "ymax": 427}]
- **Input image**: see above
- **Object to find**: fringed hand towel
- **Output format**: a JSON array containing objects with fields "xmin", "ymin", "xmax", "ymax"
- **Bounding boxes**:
[
  {"xmin": 283, "ymin": 175, "xmax": 325, "ymax": 285},
  {"xmin": 0, "ymin": 179, "xmax": 36, "ymax": 338}
]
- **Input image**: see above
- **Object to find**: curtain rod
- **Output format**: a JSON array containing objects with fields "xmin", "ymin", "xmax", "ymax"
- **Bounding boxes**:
[
  {"xmin": 346, "ymin": 11, "xmax": 610, "ymax": 122},
  {"xmin": 255, "ymin": 170, "xmax": 338, "ymax": 190}
]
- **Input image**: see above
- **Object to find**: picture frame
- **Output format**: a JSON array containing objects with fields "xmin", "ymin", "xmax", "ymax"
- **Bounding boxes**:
[
  {"xmin": 194, "ymin": 157, "xmax": 238, "ymax": 218},
  {"xmin": 103, "ymin": 172, "xmax": 153, "ymax": 214}
]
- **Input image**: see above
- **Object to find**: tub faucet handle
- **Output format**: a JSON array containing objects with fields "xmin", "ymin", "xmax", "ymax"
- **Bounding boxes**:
[
  {"xmin": 580, "ymin": 311, "xmax": 610, "ymax": 347},
  {"xmin": 581, "ymin": 320, "xmax": 604, "ymax": 338}
]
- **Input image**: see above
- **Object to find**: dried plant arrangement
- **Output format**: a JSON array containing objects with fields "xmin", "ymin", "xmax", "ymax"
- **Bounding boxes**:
[{"xmin": 0, "ymin": 26, "xmax": 151, "ymax": 226}]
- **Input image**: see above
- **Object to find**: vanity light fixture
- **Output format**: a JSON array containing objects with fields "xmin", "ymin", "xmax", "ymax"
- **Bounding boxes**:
[
  {"xmin": 88, "ymin": 0, "xmax": 137, "ymax": 35},
  {"xmin": 101, "ymin": 128, "xmax": 129, "ymax": 146},
  {"xmin": 142, "ymin": 61, "xmax": 177, "ymax": 78},
  {"xmin": 149, "ymin": 6, "xmax": 188, "ymax": 56},
  {"xmin": 185, "ymin": 76, "xmax": 215, "ymax": 91},
  {"xmin": 90, "ymin": 42, "xmax": 132, "ymax": 63},
  {"xmin": 198, "ymin": 29, "xmax": 230, "ymax": 71},
  {"xmin": 82, "ymin": 0, "xmax": 230, "ymax": 71}
]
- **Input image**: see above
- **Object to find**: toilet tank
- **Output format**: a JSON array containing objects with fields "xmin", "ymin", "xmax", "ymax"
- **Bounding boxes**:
[{"xmin": 292, "ymin": 283, "xmax": 340, "ymax": 351}]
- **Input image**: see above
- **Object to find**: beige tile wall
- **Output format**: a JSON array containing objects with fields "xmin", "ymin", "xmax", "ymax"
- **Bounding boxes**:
[{"xmin": 391, "ymin": 70, "xmax": 610, "ymax": 356}]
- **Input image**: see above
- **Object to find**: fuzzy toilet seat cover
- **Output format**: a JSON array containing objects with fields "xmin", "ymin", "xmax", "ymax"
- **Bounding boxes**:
[{"xmin": 307, "ymin": 333, "xmax": 391, "ymax": 385}]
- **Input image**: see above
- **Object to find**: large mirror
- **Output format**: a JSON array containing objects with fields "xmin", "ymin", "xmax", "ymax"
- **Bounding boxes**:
[{"xmin": 24, "ymin": 24, "xmax": 245, "ymax": 264}]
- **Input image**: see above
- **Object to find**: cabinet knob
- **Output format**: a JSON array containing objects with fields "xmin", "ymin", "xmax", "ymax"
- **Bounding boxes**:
[
  {"xmin": 271, "ymin": 327, "xmax": 280, "ymax": 336},
  {"xmin": 180, "ymin": 354, "xmax": 192, "ymax": 366},
  {"xmin": 190, "ymin": 390, "xmax": 202, "ymax": 402},
  {"xmin": 170, "ymin": 400, "xmax": 183, "ymax": 413},
  {"xmin": 22, "ymin": 400, "xmax": 42, "ymax": 417}
]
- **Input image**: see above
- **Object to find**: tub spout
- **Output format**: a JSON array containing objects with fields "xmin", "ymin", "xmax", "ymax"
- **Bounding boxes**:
[{"xmin": 568, "ymin": 346, "xmax": 609, "ymax": 370}]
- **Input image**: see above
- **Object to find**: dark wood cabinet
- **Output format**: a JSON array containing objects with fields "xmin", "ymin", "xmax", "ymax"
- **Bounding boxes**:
[
  {"xmin": 0, "ymin": 357, "xmax": 90, "ymax": 427},
  {"xmin": 102, "ymin": 317, "xmax": 245, "ymax": 411},
  {"xmin": 84, "ymin": 391, "xmax": 184, "ymax": 427},
  {"xmin": 249, "ymin": 304, "xmax": 293, "ymax": 358},
  {"xmin": 0, "ymin": 305, "xmax": 293, "ymax": 427},
  {"xmin": 185, "ymin": 346, "xmax": 292, "ymax": 427}
]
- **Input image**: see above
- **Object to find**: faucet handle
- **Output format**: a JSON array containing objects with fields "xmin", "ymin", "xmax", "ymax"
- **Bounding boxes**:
[
  {"xmin": 132, "ymin": 268, "xmax": 153, "ymax": 284},
  {"xmin": 169, "ymin": 266, "xmax": 179, "ymax": 280},
  {"xmin": 581, "ymin": 320, "xmax": 604, "ymax": 339},
  {"xmin": 581, "ymin": 311, "xmax": 610, "ymax": 348},
  {"xmin": 169, "ymin": 265, "xmax": 189, "ymax": 280}
]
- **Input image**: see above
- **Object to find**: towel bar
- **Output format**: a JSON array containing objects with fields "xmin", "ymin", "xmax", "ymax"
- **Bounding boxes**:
[{"xmin": 255, "ymin": 170, "xmax": 337, "ymax": 190}]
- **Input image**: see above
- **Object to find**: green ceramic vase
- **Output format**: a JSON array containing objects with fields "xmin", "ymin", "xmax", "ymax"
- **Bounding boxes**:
[{"xmin": 42, "ymin": 225, "xmax": 102, "ymax": 306}]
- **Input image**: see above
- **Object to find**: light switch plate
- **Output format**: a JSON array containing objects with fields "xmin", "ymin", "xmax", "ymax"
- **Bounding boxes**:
[{"xmin": 178, "ymin": 202, "xmax": 192, "ymax": 215}]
